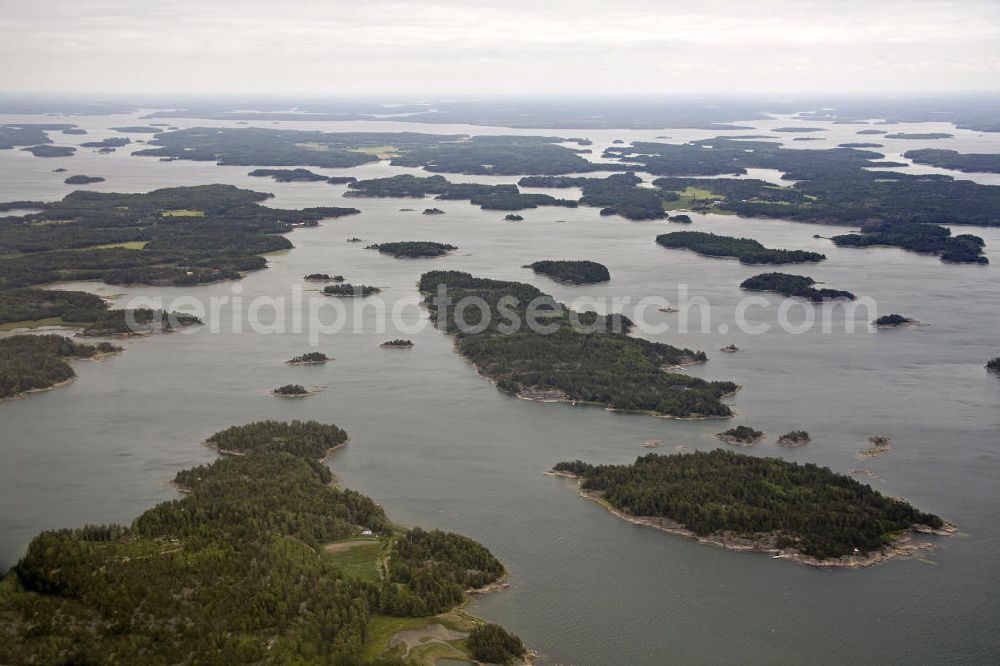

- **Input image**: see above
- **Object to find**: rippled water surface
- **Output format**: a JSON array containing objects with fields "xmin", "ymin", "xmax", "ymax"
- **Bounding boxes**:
[{"xmin": 1, "ymin": 113, "xmax": 999, "ymax": 664}]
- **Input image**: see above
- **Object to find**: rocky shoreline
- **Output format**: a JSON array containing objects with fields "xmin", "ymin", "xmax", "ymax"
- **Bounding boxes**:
[{"xmin": 547, "ymin": 470, "xmax": 956, "ymax": 568}]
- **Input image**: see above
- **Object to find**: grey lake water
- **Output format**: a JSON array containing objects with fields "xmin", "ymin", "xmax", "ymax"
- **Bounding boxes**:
[{"xmin": 1, "ymin": 113, "xmax": 999, "ymax": 664}]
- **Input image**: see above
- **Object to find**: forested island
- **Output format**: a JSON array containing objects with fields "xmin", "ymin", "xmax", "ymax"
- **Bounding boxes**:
[
  {"xmin": 110, "ymin": 126, "xmax": 161, "ymax": 133},
  {"xmin": 346, "ymin": 174, "xmax": 577, "ymax": 211},
  {"xmin": 883, "ymin": 132, "xmax": 953, "ymax": 140},
  {"xmin": 777, "ymin": 431, "xmax": 811, "ymax": 447},
  {"xmin": 656, "ymin": 232, "xmax": 826, "ymax": 265},
  {"xmin": 0, "ymin": 185, "xmax": 360, "ymax": 293},
  {"xmin": 22, "ymin": 145, "xmax": 76, "ymax": 157},
  {"xmin": 1, "ymin": 123, "xmax": 78, "ymax": 149},
  {"xmin": 248, "ymin": 168, "xmax": 330, "ymax": 182},
  {"xmin": 669, "ymin": 214, "xmax": 692, "ymax": 223},
  {"xmin": 80, "ymin": 137, "xmax": 130, "ymax": 149},
  {"xmin": 367, "ymin": 241, "xmax": 456, "ymax": 258},
  {"xmin": 550, "ymin": 450, "xmax": 950, "ymax": 565},
  {"xmin": 63, "ymin": 175, "xmax": 105, "ymax": 185},
  {"xmin": 987, "ymin": 357, "xmax": 1000, "ymax": 372},
  {"xmin": 323, "ymin": 283, "xmax": 381, "ymax": 297},
  {"xmin": 716, "ymin": 425, "xmax": 764, "ymax": 446},
  {"xmin": 0, "ymin": 420, "xmax": 522, "ymax": 664},
  {"xmin": 505, "ymin": 214, "xmax": 524, "ymax": 221},
  {"xmin": 273, "ymin": 383, "xmax": 312, "ymax": 397},
  {"xmin": 903, "ymin": 149, "xmax": 1000, "ymax": 174},
  {"xmin": 0, "ymin": 334, "xmax": 120, "ymax": 400},
  {"xmin": 740, "ymin": 273, "xmax": 855, "ymax": 301},
  {"xmin": 419, "ymin": 271, "xmax": 737, "ymax": 418},
  {"xmin": 286, "ymin": 351, "xmax": 330, "ymax": 365},
  {"xmin": 527, "ymin": 260, "xmax": 611, "ymax": 284},
  {"xmin": 380, "ymin": 339, "xmax": 414, "ymax": 348},
  {"xmin": 831, "ymin": 221, "xmax": 987, "ymax": 264},
  {"xmin": 304, "ymin": 273, "xmax": 344, "ymax": 282}
]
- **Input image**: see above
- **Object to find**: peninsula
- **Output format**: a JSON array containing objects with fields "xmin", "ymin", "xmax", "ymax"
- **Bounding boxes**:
[{"xmin": 0, "ymin": 421, "xmax": 522, "ymax": 664}]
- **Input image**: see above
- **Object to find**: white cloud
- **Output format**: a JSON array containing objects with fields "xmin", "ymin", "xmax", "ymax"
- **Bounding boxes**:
[{"xmin": 0, "ymin": 0, "xmax": 998, "ymax": 93}]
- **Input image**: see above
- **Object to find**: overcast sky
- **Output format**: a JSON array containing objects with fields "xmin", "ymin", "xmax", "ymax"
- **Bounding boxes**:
[{"xmin": 1, "ymin": 0, "xmax": 999, "ymax": 95}]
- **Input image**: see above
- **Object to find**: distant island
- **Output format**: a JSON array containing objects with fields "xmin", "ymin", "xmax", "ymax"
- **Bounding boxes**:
[
  {"xmin": 380, "ymin": 339, "xmax": 414, "ymax": 348},
  {"xmin": 884, "ymin": 132, "xmax": 953, "ymax": 140},
  {"xmin": 873, "ymin": 313, "xmax": 918, "ymax": 328},
  {"xmin": 110, "ymin": 126, "xmax": 161, "ymax": 133},
  {"xmin": 549, "ymin": 450, "xmax": 951, "ymax": 566},
  {"xmin": 668, "ymin": 214, "xmax": 692, "ymax": 223},
  {"xmin": 505, "ymin": 213, "xmax": 524, "ymax": 221},
  {"xmin": 716, "ymin": 425, "xmax": 764, "ymax": 446},
  {"xmin": 838, "ymin": 142, "xmax": 883, "ymax": 148},
  {"xmin": 831, "ymin": 221, "xmax": 987, "ymax": 264},
  {"xmin": 987, "ymin": 357, "xmax": 1000, "ymax": 372},
  {"xmin": 347, "ymin": 173, "xmax": 577, "ymax": 211},
  {"xmin": 367, "ymin": 241, "xmax": 456, "ymax": 258},
  {"xmin": 903, "ymin": 149, "xmax": 1000, "ymax": 174},
  {"xmin": 272, "ymin": 383, "xmax": 313, "ymax": 397},
  {"xmin": 0, "ymin": 334, "xmax": 120, "ymax": 400},
  {"xmin": 423, "ymin": 207, "xmax": 445, "ymax": 215},
  {"xmin": 777, "ymin": 430, "xmax": 811, "ymax": 447},
  {"xmin": 21, "ymin": 145, "xmax": 76, "ymax": 157},
  {"xmin": 740, "ymin": 272, "xmax": 855, "ymax": 301},
  {"xmin": 527, "ymin": 260, "xmax": 611, "ymax": 284},
  {"xmin": 326, "ymin": 175, "xmax": 358, "ymax": 184},
  {"xmin": 657, "ymin": 232, "xmax": 826, "ymax": 265},
  {"xmin": 0, "ymin": 420, "xmax": 519, "ymax": 663},
  {"xmin": 286, "ymin": 351, "xmax": 329, "ymax": 365},
  {"xmin": 80, "ymin": 137, "xmax": 131, "ymax": 149},
  {"xmin": 63, "ymin": 175, "xmax": 105, "ymax": 185},
  {"xmin": 248, "ymin": 168, "xmax": 329, "ymax": 182},
  {"xmin": 304, "ymin": 273, "xmax": 344, "ymax": 282},
  {"xmin": 856, "ymin": 129, "xmax": 889, "ymax": 135},
  {"xmin": 323, "ymin": 283, "xmax": 381, "ymax": 297},
  {"xmin": 772, "ymin": 127, "xmax": 827, "ymax": 133}
]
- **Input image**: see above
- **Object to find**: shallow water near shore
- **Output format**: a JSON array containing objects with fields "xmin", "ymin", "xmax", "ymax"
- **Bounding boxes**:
[{"xmin": 1, "ymin": 113, "xmax": 999, "ymax": 664}]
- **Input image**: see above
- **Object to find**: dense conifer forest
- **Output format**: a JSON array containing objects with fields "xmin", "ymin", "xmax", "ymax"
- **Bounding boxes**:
[
  {"xmin": 657, "ymin": 232, "xmax": 826, "ymax": 264},
  {"xmin": 527, "ymin": 260, "xmax": 611, "ymax": 284},
  {"xmin": 740, "ymin": 273, "xmax": 855, "ymax": 301},
  {"xmin": 419, "ymin": 271, "xmax": 737, "ymax": 417},
  {"xmin": 0, "ymin": 334, "xmax": 119, "ymax": 399},
  {"xmin": 553, "ymin": 450, "xmax": 944, "ymax": 559},
  {"xmin": 0, "ymin": 421, "xmax": 518, "ymax": 664}
]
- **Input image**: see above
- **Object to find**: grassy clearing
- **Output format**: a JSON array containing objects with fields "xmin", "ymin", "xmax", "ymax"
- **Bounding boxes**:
[
  {"xmin": 160, "ymin": 209, "xmax": 204, "ymax": 217},
  {"xmin": 361, "ymin": 610, "xmax": 479, "ymax": 664},
  {"xmin": 352, "ymin": 145, "xmax": 400, "ymax": 158},
  {"xmin": 0, "ymin": 317, "xmax": 73, "ymax": 331},
  {"xmin": 663, "ymin": 185, "xmax": 722, "ymax": 211},
  {"xmin": 324, "ymin": 540, "xmax": 383, "ymax": 582},
  {"xmin": 85, "ymin": 241, "xmax": 149, "ymax": 250}
]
